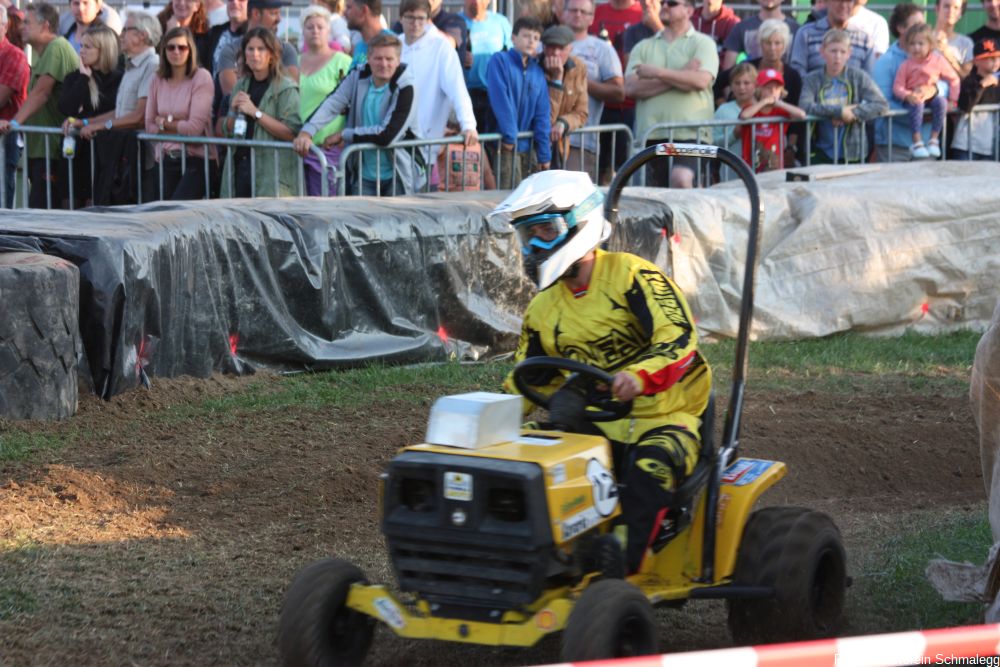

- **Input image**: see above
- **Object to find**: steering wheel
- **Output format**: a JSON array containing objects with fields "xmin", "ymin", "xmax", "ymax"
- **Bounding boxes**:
[{"xmin": 512, "ymin": 357, "xmax": 633, "ymax": 423}]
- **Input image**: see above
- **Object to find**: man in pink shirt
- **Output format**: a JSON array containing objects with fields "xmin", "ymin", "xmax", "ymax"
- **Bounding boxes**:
[{"xmin": 0, "ymin": 4, "xmax": 29, "ymax": 207}]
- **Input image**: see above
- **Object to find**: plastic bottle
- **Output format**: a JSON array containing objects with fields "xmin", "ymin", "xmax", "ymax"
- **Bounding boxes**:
[
  {"xmin": 62, "ymin": 119, "xmax": 78, "ymax": 158},
  {"xmin": 598, "ymin": 22, "xmax": 610, "ymax": 41},
  {"xmin": 233, "ymin": 112, "xmax": 248, "ymax": 139}
]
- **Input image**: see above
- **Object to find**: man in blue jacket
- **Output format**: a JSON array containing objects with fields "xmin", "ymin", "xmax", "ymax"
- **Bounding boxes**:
[{"xmin": 487, "ymin": 15, "xmax": 551, "ymax": 189}]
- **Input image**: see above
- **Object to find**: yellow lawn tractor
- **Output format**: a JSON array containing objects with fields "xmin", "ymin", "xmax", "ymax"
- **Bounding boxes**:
[{"xmin": 277, "ymin": 145, "xmax": 848, "ymax": 665}]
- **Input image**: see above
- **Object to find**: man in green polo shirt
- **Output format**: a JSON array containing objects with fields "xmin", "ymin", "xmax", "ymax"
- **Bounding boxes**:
[
  {"xmin": 0, "ymin": 2, "xmax": 78, "ymax": 208},
  {"xmin": 624, "ymin": 0, "xmax": 717, "ymax": 188}
]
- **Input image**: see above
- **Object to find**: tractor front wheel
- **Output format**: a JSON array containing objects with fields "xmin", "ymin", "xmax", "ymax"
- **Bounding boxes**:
[
  {"xmin": 560, "ymin": 579, "xmax": 658, "ymax": 661},
  {"xmin": 727, "ymin": 506, "xmax": 847, "ymax": 645},
  {"xmin": 278, "ymin": 558, "xmax": 376, "ymax": 667}
]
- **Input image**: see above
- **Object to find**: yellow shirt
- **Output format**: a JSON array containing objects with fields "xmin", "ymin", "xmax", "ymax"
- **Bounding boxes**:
[
  {"xmin": 504, "ymin": 250, "xmax": 712, "ymax": 444},
  {"xmin": 626, "ymin": 26, "xmax": 719, "ymax": 144}
]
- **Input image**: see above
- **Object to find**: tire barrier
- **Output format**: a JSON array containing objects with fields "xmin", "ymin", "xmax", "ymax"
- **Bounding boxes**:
[
  {"xmin": 534, "ymin": 622, "xmax": 1000, "ymax": 667},
  {"xmin": 0, "ymin": 252, "xmax": 81, "ymax": 420}
]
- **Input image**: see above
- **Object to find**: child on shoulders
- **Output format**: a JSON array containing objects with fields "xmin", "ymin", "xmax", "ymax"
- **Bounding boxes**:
[{"xmin": 892, "ymin": 23, "xmax": 960, "ymax": 159}]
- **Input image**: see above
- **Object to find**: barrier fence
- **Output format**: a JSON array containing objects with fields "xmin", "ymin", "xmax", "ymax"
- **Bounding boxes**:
[
  {"xmin": 531, "ymin": 622, "xmax": 1000, "ymax": 667},
  {"xmin": 2, "ymin": 105, "xmax": 997, "ymax": 209}
]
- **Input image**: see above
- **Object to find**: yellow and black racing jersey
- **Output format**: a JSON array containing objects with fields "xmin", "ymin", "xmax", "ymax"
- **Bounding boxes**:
[{"xmin": 504, "ymin": 249, "xmax": 712, "ymax": 443}]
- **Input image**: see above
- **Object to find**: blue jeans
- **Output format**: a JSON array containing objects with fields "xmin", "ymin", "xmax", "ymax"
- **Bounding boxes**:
[
  {"xmin": 950, "ymin": 149, "xmax": 994, "ymax": 161},
  {"xmin": 907, "ymin": 95, "xmax": 947, "ymax": 136},
  {"xmin": 3, "ymin": 132, "xmax": 20, "ymax": 208},
  {"xmin": 360, "ymin": 177, "xmax": 397, "ymax": 196}
]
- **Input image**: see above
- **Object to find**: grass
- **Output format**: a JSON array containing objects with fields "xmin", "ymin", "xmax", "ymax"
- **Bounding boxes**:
[
  {"xmin": 848, "ymin": 509, "xmax": 992, "ymax": 633},
  {"xmin": 136, "ymin": 330, "xmax": 984, "ymax": 423},
  {"xmin": 0, "ymin": 430, "xmax": 68, "ymax": 462},
  {"xmin": 702, "ymin": 329, "xmax": 980, "ymax": 395}
]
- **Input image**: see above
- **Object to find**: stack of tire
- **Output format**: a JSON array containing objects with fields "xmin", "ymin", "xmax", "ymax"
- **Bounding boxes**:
[{"xmin": 0, "ymin": 252, "xmax": 81, "ymax": 420}]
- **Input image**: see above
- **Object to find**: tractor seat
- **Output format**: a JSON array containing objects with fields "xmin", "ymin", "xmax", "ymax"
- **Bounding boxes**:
[
  {"xmin": 674, "ymin": 391, "xmax": 716, "ymax": 508},
  {"xmin": 646, "ymin": 392, "xmax": 716, "ymax": 547}
]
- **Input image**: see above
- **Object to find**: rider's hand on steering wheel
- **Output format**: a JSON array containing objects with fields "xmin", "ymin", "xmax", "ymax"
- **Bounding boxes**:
[{"xmin": 611, "ymin": 372, "xmax": 643, "ymax": 402}]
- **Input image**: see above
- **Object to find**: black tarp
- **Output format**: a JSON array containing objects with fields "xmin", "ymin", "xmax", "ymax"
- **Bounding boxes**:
[{"xmin": 0, "ymin": 192, "xmax": 673, "ymax": 398}]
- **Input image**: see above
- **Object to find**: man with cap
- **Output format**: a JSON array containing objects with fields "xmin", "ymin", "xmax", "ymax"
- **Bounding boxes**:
[
  {"xmin": 215, "ymin": 0, "xmax": 298, "ymax": 101},
  {"xmin": 542, "ymin": 24, "xmax": 589, "ymax": 170}
]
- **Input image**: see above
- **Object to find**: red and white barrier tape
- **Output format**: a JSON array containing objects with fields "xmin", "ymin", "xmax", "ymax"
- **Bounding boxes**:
[{"xmin": 541, "ymin": 623, "xmax": 1000, "ymax": 667}]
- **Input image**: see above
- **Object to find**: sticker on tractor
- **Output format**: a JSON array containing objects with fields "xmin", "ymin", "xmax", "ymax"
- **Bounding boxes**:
[
  {"xmin": 374, "ymin": 596, "xmax": 406, "ymax": 630},
  {"xmin": 444, "ymin": 472, "xmax": 473, "ymax": 501},
  {"xmin": 549, "ymin": 463, "xmax": 567, "ymax": 485},
  {"xmin": 517, "ymin": 435, "xmax": 563, "ymax": 446},
  {"xmin": 586, "ymin": 458, "xmax": 618, "ymax": 516},
  {"xmin": 721, "ymin": 459, "xmax": 773, "ymax": 486},
  {"xmin": 560, "ymin": 506, "xmax": 602, "ymax": 541}
]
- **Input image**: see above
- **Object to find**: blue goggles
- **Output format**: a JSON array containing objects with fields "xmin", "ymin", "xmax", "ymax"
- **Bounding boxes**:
[{"xmin": 512, "ymin": 190, "xmax": 604, "ymax": 256}]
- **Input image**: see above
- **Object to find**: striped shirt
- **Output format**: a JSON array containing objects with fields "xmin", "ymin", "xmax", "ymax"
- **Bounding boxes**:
[{"xmin": 789, "ymin": 17, "xmax": 876, "ymax": 79}]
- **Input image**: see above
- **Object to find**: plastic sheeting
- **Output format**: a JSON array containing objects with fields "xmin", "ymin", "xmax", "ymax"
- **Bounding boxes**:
[
  {"xmin": 661, "ymin": 161, "xmax": 1000, "ymax": 339},
  {"xmin": 0, "ymin": 161, "xmax": 996, "ymax": 398},
  {"xmin": 0, "ymin": 192, "xmax": 669, "ymax": 398}
]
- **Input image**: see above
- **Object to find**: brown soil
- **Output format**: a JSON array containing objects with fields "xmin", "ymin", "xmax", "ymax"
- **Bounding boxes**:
[{"xmin": 0, "ymin": 374, "xmax": 984, "ymax": 666}]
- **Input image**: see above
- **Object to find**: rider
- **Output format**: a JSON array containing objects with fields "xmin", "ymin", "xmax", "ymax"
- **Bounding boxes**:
[{"xmin": 491, "ymin": 170, "xmax": 712, "ymax": 574}]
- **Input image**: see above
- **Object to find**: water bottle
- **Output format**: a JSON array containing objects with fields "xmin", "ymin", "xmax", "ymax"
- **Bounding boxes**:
[
  {"xmin": 598, "ymin": 22, "xmax": 610, "ymax": 41},
  {"xmin": 233, "ymin": 112, "xmax": 248, "ymax": 139},
  {"xmin": 62, "ymin": 119, "xmax": 78, "ymax": 158}
]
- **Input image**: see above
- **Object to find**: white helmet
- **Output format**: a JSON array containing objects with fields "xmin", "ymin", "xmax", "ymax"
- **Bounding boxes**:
[{"xmin": 488, "ymin": 171, "xmax": 611, "ymax": 290}]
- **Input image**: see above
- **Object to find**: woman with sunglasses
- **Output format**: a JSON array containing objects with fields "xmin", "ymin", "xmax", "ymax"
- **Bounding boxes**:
[
  {"xmin": 145, "ymin": 26, "xmax": 216, "ymax": 200},
  {"xmin": 58, "ymin": 23, "xmax": 122, "ymax": 206},
  {"xmin": 157, "ymin": 0, "xmax": 212, "ymax": 68},
  {"xmin": 220, "ymin": 27, "xmax": 302, "ymax": 197}
]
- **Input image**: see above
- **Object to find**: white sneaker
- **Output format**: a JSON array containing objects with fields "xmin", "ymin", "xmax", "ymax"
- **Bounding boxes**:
[
  {"xmin": 927, "ymin": 140, "xmax": 942, "ymax": 159},
  {"xmin": 911, "ymin": 142, "xmax": 930, "ymax": 159}
]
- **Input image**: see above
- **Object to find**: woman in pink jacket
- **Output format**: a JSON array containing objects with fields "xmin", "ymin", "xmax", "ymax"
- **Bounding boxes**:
[
  {"xmin": 144, "ymin": 26, "xmax": 216, "ymax": 200},
  {"xmin": 893, "ymin": 22, "xmax": 960, "ymax": 159}
]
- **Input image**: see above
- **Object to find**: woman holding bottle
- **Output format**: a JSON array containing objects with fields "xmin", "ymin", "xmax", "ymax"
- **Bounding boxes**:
[{"xmin": 221, "ymin": 27, "xmax": 301, "ymax": 197}]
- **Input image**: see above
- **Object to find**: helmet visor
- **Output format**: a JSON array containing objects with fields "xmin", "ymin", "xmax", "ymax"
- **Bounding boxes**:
[{"xmin": 513, "ymin": 213, "xmax": 570, "ymax": 255}]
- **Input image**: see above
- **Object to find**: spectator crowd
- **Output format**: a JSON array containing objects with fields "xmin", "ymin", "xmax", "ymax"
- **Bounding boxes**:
[{"xmin": 0, "ymin": 0, "xmax": 998, "ymax": 207}]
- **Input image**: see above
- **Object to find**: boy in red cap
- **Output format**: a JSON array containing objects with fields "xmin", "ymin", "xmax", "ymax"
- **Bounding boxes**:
[
  {"xmin": 738, "ymin": 66, "xmax": 806, "ymax": 171},
  {"xmin": 952, "ymin": 37, "xmax": 1000, "ymax": 160}
]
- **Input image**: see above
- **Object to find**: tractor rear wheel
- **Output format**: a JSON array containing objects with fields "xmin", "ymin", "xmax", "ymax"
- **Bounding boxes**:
[
  {"xmin": 278, "ymin": 558, "xmax": 375, "ymax": 667},
  {"xmin": 727, "ymin": 506, "xmax": 847, "ymax": 645},
  {"xmin": 560, "ymin": 579, "xmax": 658, "ymax": 661}
]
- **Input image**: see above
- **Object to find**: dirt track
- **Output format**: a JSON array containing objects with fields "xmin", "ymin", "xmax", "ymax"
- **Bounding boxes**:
[{"xmin": 0, "ymin": 373, "xmax": 984, "ymax": 666}]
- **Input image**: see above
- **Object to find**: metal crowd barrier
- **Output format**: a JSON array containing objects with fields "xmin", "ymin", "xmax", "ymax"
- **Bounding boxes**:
[
  {"xmin": 335, "ymin": 124, "xmax": 635, "ymax": 196},
  {"xmin": 2, "ymin": 108, "xmax": 997, "ymax": 208},
  {"xmin": 134, "ymin": 132, "xmax": 331, "ymax": 200}
]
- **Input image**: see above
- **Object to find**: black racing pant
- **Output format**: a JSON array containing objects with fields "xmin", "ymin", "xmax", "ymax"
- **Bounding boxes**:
[{"xmin": 616, "ymin": 423, "xmax": 700, "ymax": 573}]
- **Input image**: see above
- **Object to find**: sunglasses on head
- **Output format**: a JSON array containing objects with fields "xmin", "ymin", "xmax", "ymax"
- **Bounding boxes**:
[{"xmin": 166, "ymin": 43, "xmax": 190, "ymax": 52}]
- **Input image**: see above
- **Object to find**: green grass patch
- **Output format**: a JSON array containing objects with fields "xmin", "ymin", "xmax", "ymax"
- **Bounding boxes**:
[
  {"xmin": 155, "ymin": 330, "xmax": 979, "ymax": 420},
  {"xmin": 0, "ymin": 430, "xmax": 69, "ymax": 462},
  {"xmin": 0, "ymin": 587, "xmax": 36, "ymax": 619},
  {"xmin": 848, "ymin": 509, "xmax": 992, "ymax": 633},
  {"xmin": 704, "ymin": 330, "xmax": 979, "ymax": 395}
]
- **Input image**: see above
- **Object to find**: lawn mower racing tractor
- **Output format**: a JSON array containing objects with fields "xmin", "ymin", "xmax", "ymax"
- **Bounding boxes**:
[{"xmin": 278, "ymin": 145, "xmax": 848, "ymax": 665}]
